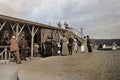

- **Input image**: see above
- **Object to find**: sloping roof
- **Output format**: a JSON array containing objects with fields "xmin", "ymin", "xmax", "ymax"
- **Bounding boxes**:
[
  {"xmin": 0, "ymin": 15, "xmax": 84, "ymax": 42},
  {"xmin": 74, "ymin": 34, "xmax": 84, "ymax": 43},
  {"xmin": 65, "ymin": 31, "xmax": 84, "ymax": 42},
  {"xmin": 0, "ymin": 14, "xmax": 66, "ymax": 31}
]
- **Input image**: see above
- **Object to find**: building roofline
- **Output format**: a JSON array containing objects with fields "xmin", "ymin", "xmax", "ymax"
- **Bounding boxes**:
[{"xmin": 0, "ymin": 14, "xmax": 66, "ymax": 31}]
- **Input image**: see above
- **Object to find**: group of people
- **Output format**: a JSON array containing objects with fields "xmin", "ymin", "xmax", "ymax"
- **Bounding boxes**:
[
  {"xmin": 41, "ymin": 35, "xmax": 75, "ymax": 57},
  {"xmin": 64, "ymin": 35, "xmax": 93, "ymax": 55},
  {"xmin": 2, "ymin": 35, "xmax": 30, "ymax": 64},
  {"xmin": 81, "ymin": 35, "xmax": 93, "ymax": 53},
  {"xmin": 9, "ymin": 35, "xmax": 41, "ymax": 64},
  {"xmin": 97, "ymin": 42, "xmax": 118, "ymax": 50},
  {"xmin": 52, "ymin": 35, "xmax": 93, "ymax": 56},
  {"xmin": 9, "ymin": 36, "xmax": 22, "ymax": 64},
  {"xmin": 1, "ymin": 34, "xmax": 93, "ymax": 64},
  {"xmin": 34, "ymin": 34, "xmax": 93, "ymax": 58}
]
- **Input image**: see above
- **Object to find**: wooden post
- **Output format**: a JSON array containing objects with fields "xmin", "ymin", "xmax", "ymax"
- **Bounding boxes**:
[
  {"xmin": 51, "ymin": 29, "xmax": 53, "ymax": 56},
  {"xmin": 28, "ymin": 25, "xmax": 39, "ymax": 58},
  {"xmin": 16, "ymin": 23, "xmax": 19, "ymax": 40},
  {"xmin": 31, "ymin": 27, "xmax": 34, "ymax": 58},
  {"xmin": 5, "ymin": 47, "xmax": 7, "ymax": 60},
  {"xmin": 0, "ymin": 21, "xmax": 6, "ymax": 31}
]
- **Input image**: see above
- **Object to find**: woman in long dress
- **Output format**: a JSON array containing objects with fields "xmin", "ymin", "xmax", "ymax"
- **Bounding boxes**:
[
  {"xmin": 62, "ymin": 35, "xmax": 68, "ymax": 56},
  {"xmin": 82, "ymin": 36, "xmax": 88, "ymax": 53},
  {"xmin": 74, "ymin": 39, "xmax": 78, "ymax": 53},
  {"xmin": 87, "ymin": 35, "xmax": 92, "ymax": 53}
]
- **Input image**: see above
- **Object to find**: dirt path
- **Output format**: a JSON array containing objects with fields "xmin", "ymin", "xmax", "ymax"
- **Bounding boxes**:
[
  {"xmin": 18, "ymin": 50, "xmax": 120, "ymax": 80},
  {"xmin": 0, "ymin": 62, "xmax": 20, "ymax": 80}
]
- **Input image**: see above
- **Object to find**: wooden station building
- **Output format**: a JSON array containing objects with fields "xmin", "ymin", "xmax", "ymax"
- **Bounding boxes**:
[{"xmin": 0, "ymin": 15, "xmax": 84, "ymax": 61}]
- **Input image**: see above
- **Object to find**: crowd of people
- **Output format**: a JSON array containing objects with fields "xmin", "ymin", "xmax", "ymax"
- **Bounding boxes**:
[
  {"xmin": 0, "ymin": 34, "xmax": 93, "ymax": 64},
  {"xmin": 1, "ymin": 36, "xmax": 30, "ymax": 64},
  {"xmin": 1, "ymin": 33, "xmax": 119, "ymax": 65},
  {"xmin": 42, "ymin": 35, "xmax": 93, "ymax": 57}
]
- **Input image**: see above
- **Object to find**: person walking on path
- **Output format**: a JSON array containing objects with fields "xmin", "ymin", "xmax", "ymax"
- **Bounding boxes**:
[
  {"xmin": 87, "ymin": 35, "xmax": 92, "ymax": 53},
  {"xmin": 62, "ymin": 35, "xmax": 69, "ymax": 56},
  {"xmin": 10, "ymin": 36, "xmax": 21, "ymax": 64}
]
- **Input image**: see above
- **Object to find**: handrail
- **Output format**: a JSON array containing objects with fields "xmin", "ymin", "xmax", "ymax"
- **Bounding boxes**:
[
  {"xmin": 0, "ymin": 46, "xmax": 10, "ymax": 48},
  {"xmin": 0, "ymin": 46, "xmax": 11, "ymax": 63}
]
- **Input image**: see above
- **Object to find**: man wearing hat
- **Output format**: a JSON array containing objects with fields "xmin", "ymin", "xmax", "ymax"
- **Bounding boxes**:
[{"xmin": 10, "ymin": 36, "xmax": 21, "ymax": 64}]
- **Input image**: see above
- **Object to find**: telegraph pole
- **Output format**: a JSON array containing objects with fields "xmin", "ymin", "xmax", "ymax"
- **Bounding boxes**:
[
  {"xmin": 49, "ymin": 21, "xmax": 51, "ymax": 25},
  {"xmin": 80, "ymin": 28, "xmax": 83, "ymax": 38}
]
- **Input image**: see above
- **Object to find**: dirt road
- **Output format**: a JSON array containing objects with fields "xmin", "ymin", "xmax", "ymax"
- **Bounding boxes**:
[
  {"xmin": 0, "ymin": 62, "xmax": 20, "ymax": 80},
  {"xmin": 18, "ymin": 50, "xmax": 120, "ymax": 80}
]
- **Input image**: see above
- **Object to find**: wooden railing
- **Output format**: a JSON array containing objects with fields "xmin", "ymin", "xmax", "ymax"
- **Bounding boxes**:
[{"xmin": 0, "ymin": 46, "xmax": 11, "ymax": 64}]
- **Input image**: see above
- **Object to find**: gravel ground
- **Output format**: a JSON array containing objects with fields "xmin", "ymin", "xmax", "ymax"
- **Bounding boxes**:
[
  {"xmin": 0, "ymin": 58, "xmax": 31, "ymax": 80},
  {"xmin": 18, "ymin": 50, "xmax": 120, "ymax": 80},
  {"xmin": 0, "ymin": 62, "xmax": 20, "ymax": 80}
]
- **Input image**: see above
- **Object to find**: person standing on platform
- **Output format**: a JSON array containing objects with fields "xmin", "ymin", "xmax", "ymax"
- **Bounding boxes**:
[
  {"xmin": 52, "ymin": 40, "xmax": 58, "ymax": 56},
  {"xmin": 33, "ymin": 43, "xmax": 39, "ymax": 57},
  {"xmin": 19, "ymin": 37, "xmax": 28, "ymax": 61},
  {"xmin": 81, "ymin": 36, "xmax": 88, "ymax": 53},
  {"xmin": 60, "ymin": 39, "xmax": 63, "ymax": 54},
  {"xmin": 2, "ymin": 37, "xmax": 10, "ymax": 46},
  {"xmin": 57, "ymin": 40, "xmax": 61, "ymax": 55},
  {"xmin": 73, "ymin": 39, "xmax": 78, "ymax": 53},
  {"xmin": 44, "ymin": 36, "xmax": 52, "ymax": 57},
  {"xmin": 87, "ymin": 35, "xmax": 92, "ymax": 53},
  {"xmin": 68, "ymin": 37, "xmax": 74, "ymax": 55},
  {"xmin": 62, "ymin": 35, "xmax": 68, "ymax": 56},
  {"xmin": 2, "ymin": 37, "xmax": 10, "ymax": 60},
  {"xmin": 10, "ymin": 36, "xmax": 21, "ymax": 64}
]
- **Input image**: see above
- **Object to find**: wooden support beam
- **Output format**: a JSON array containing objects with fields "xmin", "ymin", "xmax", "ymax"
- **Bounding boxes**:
[
  {"xmin": 33, "ymin": 27, "xmax": 39, "ymax": 36},
  {"xmin": 18, "ymin": 24, "xmax": 25, "ymax": 36},
  {"xmin": 27, "ymin": 25, "xmax": 32, "ymax": 35},
  {"xmin": 10, "ymin": 23, "xmax": 16, "ymax": 35},
  {"xmin": 31, "ymin": 26, "xmax": 34, "ymax": 58},
  {"xmin": 15, "ymin": 24, "xmax": 19, "ymax": 40},
  {"xmin": 5, "ymin": 47, "xmax": 7, "ymax": 60},
  {"xmin": 0, "ymin": 21, "xmax": 6, "ymax": 31},
  {"xmin": 28, "ymin": 26, "xmax": 39, "ymax": 58}
]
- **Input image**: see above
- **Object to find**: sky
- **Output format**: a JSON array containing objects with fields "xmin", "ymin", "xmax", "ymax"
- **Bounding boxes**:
[{"xmin": 0, "ymin": 0, "xmax": 120, "ymax": 39}]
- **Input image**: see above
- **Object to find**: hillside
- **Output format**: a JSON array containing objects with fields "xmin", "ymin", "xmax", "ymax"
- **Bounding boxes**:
[{"xmin": 92, "ymin": 39, "xmax": 120, "ymax": 46}]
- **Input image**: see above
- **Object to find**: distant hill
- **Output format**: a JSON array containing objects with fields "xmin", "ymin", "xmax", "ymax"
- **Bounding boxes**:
[{"xmin": 92, "ymin": 39, "xmax": 120, "ymax": 46}]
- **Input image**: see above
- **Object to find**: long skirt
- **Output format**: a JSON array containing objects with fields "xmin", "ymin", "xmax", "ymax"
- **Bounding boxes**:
[
  {"xmin": 87, "ymin": 45, "xmax": 92, "ymax": 53},
  {"xmin": 62, "ymin": 43, "xmax": 68, "ymax": 56}
]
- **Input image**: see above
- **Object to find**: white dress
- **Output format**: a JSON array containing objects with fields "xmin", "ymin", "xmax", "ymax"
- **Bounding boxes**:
[
  {"xmin": 112, "ymin": 46, "xmax": 116, "ymax": 50},
  {"xmin": 81, "ymin": 45, "xmax": 85, "ymax": 52}
]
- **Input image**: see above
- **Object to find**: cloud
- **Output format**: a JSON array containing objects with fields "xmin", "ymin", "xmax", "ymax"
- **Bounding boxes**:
[
  {"xmin": 0, "ymin": 0, "xmax": 120, "ymax": 39},
  {"xmin": 84, "ymin": 21, "xmax": 120, "ymax": 39},
  {"xmin": 0, "ymin": 3, "xmax": 22, "ymax": 18}
]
